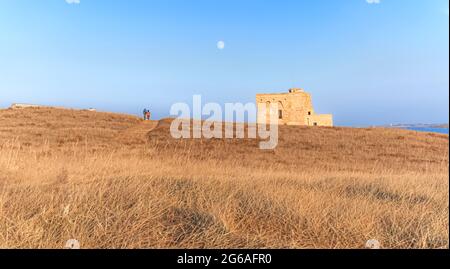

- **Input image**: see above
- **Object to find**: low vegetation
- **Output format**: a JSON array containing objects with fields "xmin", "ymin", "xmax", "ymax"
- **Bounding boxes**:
[{"xmin": 0, "ymin": 108, "xmax": 448, "ymax": 248}]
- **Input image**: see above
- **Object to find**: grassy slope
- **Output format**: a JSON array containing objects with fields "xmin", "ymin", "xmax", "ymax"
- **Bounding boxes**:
[{"xmin": 0, "ymin": 108, "xmax": 448, "ymax": 248}]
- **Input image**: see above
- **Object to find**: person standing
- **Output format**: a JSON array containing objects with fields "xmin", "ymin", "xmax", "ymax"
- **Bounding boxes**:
[{"xmin": 143, "ymin": 108, "xmax": 148, "ymax": 120}]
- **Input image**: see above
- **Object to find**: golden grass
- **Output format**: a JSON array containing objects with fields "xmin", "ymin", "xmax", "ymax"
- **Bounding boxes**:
[{"xmin": 0, "ymin": 107, "xmax": 448, "ymax": 249}]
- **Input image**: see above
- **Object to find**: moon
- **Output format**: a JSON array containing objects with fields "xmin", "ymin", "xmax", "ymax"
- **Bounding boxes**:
[{"xmin": 217, "ymin": 41, "xmax": 225, "ymax": 50}]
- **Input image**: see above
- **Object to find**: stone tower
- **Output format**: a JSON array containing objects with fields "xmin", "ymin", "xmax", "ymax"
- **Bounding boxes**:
[{"xmin": 256, "ymin": 88, "xmax": 333, "ymax": 126}]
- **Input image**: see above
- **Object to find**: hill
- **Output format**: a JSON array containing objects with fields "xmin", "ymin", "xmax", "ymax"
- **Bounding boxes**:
[{"xmin": 0, "ymin": 107, "xmax": 448, "ymax": 248}]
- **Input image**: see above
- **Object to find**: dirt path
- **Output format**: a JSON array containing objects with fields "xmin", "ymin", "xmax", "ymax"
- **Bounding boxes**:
[{"xmin": 116, "ymin": 120, "xmax": 159, "ymax": 143}]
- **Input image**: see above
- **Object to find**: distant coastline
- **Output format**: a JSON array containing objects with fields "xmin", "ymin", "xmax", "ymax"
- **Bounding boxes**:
[
  {"xmin": 381, "ymin": 123, "xmax": 449, "ymax": 129},
  {"xmin": 365, "ymin": 123, "xmax": 449, "ymax": 135}
]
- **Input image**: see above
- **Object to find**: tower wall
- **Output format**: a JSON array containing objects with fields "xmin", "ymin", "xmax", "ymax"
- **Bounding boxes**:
[{"xmin": 256, "ymin": 89, "xmax": 333, "ymax": 127}]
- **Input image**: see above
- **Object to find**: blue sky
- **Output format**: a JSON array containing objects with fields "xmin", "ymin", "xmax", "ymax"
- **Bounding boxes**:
[{"xmin": 0, "ymin": 0, "xmax": 448, "ymax": 126}]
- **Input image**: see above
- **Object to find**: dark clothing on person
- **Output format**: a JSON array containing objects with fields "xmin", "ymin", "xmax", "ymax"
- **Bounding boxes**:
[{"xmin": 143, "ymin": 109, "xmax": 148, "ymax": 120}]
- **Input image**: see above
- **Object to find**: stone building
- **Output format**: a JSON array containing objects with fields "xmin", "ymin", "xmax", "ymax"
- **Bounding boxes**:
[
  {"xmin": 256, "ymin": 88, "xmax": 333, "ymax": 126},
  {"xmin": 10, "ymin": 103, "xmax": 96, "ymax": 112},
  {"xmin": 10, "ymin": 103, "xmax": 45, "ymax": 109}
]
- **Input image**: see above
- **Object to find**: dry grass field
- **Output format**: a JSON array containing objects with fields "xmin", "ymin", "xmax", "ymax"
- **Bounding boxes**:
[{"xmin": 0, "ymin": 107, "xmax": 448, "ymax": 249}]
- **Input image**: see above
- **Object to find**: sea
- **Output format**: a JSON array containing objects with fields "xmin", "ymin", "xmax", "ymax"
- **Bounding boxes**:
[{"xmin": 405, "ymin": 127, "xmax": 449, "ymax": 135}]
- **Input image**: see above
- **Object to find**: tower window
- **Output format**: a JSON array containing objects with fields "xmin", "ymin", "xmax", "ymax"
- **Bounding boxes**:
[
  {"xmin": 313, "ymin": 122, "xmax": 318, "ymax": 126},
  {"xmin": 308, "ymin": 111, "xmax": 311, "ymax": 115},
  {"xmin": 278, "ymin": 110, "xmax": 283, "ymax": 119}
]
